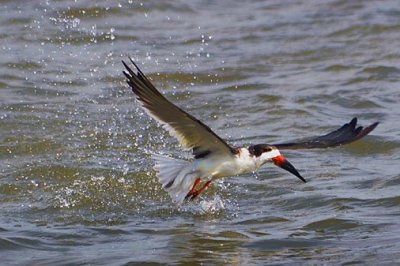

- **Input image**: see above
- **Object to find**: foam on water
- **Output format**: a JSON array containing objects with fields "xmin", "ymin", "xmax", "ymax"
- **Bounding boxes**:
[{"xmin": 199, "ymin": 195, "xmax": 225, "ymax": 213}]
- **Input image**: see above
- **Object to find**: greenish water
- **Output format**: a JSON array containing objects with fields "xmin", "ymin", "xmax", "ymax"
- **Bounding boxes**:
[{"xmin": 1, "ymin": 0, "xmax": 400, "ymax": 264}]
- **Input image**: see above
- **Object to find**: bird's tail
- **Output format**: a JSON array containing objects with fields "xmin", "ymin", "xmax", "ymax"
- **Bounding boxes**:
[{"xmin": 152, "ymin": 155, "xmax": 198, "ymax": 204}]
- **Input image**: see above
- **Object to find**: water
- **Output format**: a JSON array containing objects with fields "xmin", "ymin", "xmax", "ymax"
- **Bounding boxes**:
[{"xmin": 1, "ymin": 0, "xmax": 400, "ymax": 264}]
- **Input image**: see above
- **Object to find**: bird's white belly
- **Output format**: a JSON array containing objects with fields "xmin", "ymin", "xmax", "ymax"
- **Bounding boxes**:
[{"xmin": 195, "ymin": 151, "xmax": 258, "ymax": 179}]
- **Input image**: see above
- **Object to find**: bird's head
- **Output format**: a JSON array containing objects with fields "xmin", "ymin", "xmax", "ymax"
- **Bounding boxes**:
[{"xmin": 248, "ymin": 144, "xmax": 306, "ymax": 183}]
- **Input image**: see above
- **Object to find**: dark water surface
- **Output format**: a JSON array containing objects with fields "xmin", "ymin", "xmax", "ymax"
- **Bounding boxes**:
[{"xmin": 1, "ymin": 0, "xmax": 400, "ymax": 264}]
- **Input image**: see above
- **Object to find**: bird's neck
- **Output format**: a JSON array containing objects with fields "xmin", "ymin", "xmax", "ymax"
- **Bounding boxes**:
[{"xmin": 238, "ymin": 147, "xmax": 264, "ymax": 170}]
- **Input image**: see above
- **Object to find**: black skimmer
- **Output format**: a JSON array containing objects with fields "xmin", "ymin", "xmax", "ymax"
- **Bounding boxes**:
[{"xmin": 122, "ymin": 58, "xmax": 379, "ymax": 204}]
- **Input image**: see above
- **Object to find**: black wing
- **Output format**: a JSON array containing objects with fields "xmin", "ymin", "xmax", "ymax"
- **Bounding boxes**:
[
  {"xmin": 273, "ymin": 117, "xmax": 379, "ymax": 150},
  {"xmin": 122, "ymin": 58, "xmax": 237, "ymax": 158}
]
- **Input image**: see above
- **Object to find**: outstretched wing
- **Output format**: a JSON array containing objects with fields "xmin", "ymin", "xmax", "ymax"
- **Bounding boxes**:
[
  {"xmin": 122, "ymin": 58, "xmax": 237, "ymax": 158},
  {"xmin": 273, "ymin": 117, "xmax": 379, "ymax": 150}
]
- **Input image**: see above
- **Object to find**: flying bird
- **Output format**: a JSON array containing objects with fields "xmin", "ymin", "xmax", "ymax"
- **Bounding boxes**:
[{"xmin": 122, "ymin": 58, "xmax": 379, "ymax": 204}]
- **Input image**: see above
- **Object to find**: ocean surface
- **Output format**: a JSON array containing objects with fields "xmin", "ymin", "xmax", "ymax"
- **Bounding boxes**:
[{"xmin": 1, "ymin": 0, "xmax": 400, "ymax": 265}]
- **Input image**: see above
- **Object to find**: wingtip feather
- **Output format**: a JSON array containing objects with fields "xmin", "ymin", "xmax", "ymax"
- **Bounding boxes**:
[
  {"xmin": 349, "ymin": 117, "xmax": 357, "ymax": 128},
  {"xmin": 129, "ymin": 57, "xmax": 144, "ymax": 75},
  {"xmin": 356, "ymin": 121, "xmax": 379, "ymax": 139}
]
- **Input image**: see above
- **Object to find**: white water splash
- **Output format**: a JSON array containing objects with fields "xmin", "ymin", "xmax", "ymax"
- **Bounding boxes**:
[{"xmin": 199, "ymin": 195, "xmax": 225, "ymax": 213}]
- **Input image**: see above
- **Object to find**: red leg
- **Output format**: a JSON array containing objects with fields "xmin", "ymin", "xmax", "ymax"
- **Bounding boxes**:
[
  {"xmin": 190, "ymin": 180, "xmax": 212, "ymax": 200},
  {"xmin": 185, "ymin": 178, "xmax": 201, "ymax": 199}
]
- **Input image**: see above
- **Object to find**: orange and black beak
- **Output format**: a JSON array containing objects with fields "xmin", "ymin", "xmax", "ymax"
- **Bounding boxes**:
[{"xmin": 272, "ymin": 155, "xmax": 306, "ymax": 183}]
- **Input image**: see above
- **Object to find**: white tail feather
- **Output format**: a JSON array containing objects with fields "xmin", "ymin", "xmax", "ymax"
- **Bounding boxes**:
[{"xmin": 153, "ymin": 155, "xmax": 198, "ymax": 204}]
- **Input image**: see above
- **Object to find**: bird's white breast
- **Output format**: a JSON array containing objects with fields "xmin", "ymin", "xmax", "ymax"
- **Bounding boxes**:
[{"xmin": 195, "ymin": 148, "xmax": 259, "ymax": 179}]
